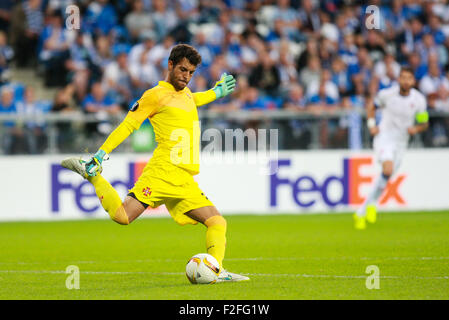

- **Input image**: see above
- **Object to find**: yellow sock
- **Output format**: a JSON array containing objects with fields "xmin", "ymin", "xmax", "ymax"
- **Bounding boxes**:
[
  {"xmin": 88, "ymin": 175, "xmax": 129, "ymax": 225},
  {"xmin": 204, "ymin": 215, "xmax": 227, "ymax": 269}
]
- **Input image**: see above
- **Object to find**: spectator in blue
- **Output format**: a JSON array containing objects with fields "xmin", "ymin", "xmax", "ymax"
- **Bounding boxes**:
[
  {"xmin": 335, "ymin": 14, "xmax": 353, "ymax": 44},
  {"xmin": 339, "ymin": 33, "xmax": 358, "ymax": 67},
  {"xmin": 193, "ymin": 31, "xmax": 218, "ymax": 74},
  {"xmin": 102, "ymin": 50, "xmax": 133, "ymax": 107},
  {"xmin": 0, "ymin": 85, "xmax": 23, "ymax": 154},
  {"xmin": 176, "ymin": 0, "xmax": 200, "ymax": 23},
  {"xmin": 0, "ymin": 0, "xmax": 14, "ymax": 32},
  {"xmin": 297, "ymin": 0, "xmax": 320, "ymax": 35},
  {"xmin": 248, "ymin": 51, "xmax": 281, "ymax": 97},
  {"xmin": 109, "ymin": 26, "xmax": 131, "ymax": 54},
  {"xmin": 348, "ymin": 47, "xmax": 374, "ymax": 92},
  {"xmin": 307, "ymin": 68, "xmax": 339, "ymax": 104},
  {"xmin": 374, "ymin": 52, "xmax": 400, "ymax": 90},
  {"xmin": 277, "ymin": 40, "xmax": 299, "ymax": 90},
  {"xmin": 378, "ymin": 63, "xmax": 398, "ymax": 90},
  {"xmin": 128, "ymin": 30, "xmax": 157, "ymax": 73},
  {"xmin": 265, "ymin": 19, "xmax": 284, "ymax": 45},
  {"xmin": 9, "ymin": 0, "xmax": 44, "ymax": 67},
  {"xmin": 146, "ymin": 34, "xmax": 175, "ymax": 76},
  {"xmin": 16, "ymin": 86, "xmax": 48, "ymax": 154},
  {"xmin": 241, "ymin": 86, "xmax": 270, "ymax": 132},
  {"xmin": 296, "ymin": 37, "xmax": 319, "ymax": 72},
  {"xmin": 320, "ymin": 0, "xmax": 340, "ymax": 17},
  {"xmin": 0, "ymin": 31, "xmax": 14, "ymax": 85},
  {"xmin": 401, "ymin": 1, "xmax": 423, "ymax": 20},
  {"xmin": 221, "ymin": 30, "xmax": 242, "ymax": 75},
  {"xmin": 151, "ymin": 0, "xmax": 178, "ymax": 42},
  {"xmin": 83, "ymin": 82, "xmax": 121, "ymax": 114},
  {"xmin": 396, "ymin": 17, "xmax": 425, "ymax": 63},
  {"xmin": 273, "ymin": 0, "xmax": 301, "ymax": 42},
  {"xmin": 242, "ymin": 87, "xmax": 267, "ymax": 111},
  {"xmin": 390, "ymin": 0, "xmax": 406, "ymax": 28},
  {"xmin": 425, "ymin": 14, "xmax": 446, "ymax": 45},
  {"xmin": 222, "ymin": 0, "xmax": 246, "ymax": 15},
  {"xmin": 209, "ymin": 9, "xmax": 233, "ymax": 47},
  {"xmin": 66, "ymin": 31, "xmax": 99, "ymax": 103},
  {"xmin": 190, "ymin": 74, "xmax": 209, "ymax": 96},
  {"xmin": 408, "ymin": 52, "xmax": 428, "ymax": 81},
  {"xmin": 419, "ymin": 59, "xmax": 449, "ymax": 97},
  {"xmin": 240, "ymin": 33, "xmax": 263, "ymax": 73},
  {"xmin": 345, "ymin": 81, "xmax": 368, "ymax": 150},
  {"xmin": 91, "ymin": 35, "xmax": 114, "ymax": 76},
  {"xmin": 197, "ymin": 0, "xmax": 223, "ymax": 24},
  {"xmin": 308, "ymin": 78, "xmax": 340, "ymax": 148},
  {"xmin": 128, "ymin": 32, "xmax": 160, "ymax": 98},
  {"xmin": 308, "ymin": 83, "xmax": 338, "ymax": 106},
  {"xmin": 240, "ymin": 17, "xmax": 264, "ymax": 42},
  {"xmin": 39, "ymin": 11, "xmax": 70, "ymax": 87},
  {"xmin": 84, "ymin": 0, "xmax": 118, "ymax": 36},
  {"xmin": 386, "ymin": 0, "xmax": 407, "ymax": 33},
  {"xmin": 82, "ymin": 82, "xmax": 121, "ymax": 137},
  {"xmin": 331, "ymin": 57, "xmax": 351, "ymax": 97},
  {"xmin": 283, "ymin": 83, "xmax": 311, "ymax": 149},
  {"xmin": 124, "ymin": 0, "xmax": 154, "ymax": 44},
  {"xmin": 415, "ymin": 32, "xmax": 439, "ymax": 66},
  {"xmin": 51, "ymin": 85, "xmax": 77, "ymax": 152}
]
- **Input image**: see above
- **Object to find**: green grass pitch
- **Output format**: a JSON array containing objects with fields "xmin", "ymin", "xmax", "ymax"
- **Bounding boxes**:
[{"xmin": 0, "ymin": 211, "xmax": 448, "ymax": 300}]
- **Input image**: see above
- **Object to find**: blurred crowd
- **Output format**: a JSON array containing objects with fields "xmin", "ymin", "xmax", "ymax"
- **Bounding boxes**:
[{"xmin": 1, "ymin": 0, "xmax": 449, "ymax": 154}]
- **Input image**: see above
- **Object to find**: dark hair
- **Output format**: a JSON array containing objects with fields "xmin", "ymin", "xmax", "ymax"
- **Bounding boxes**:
[
  {"xmin": 168, "ymin": 44, "xmax": 202, "ymax": 66},
  {"xmin": 400, "ymin": 66, "xmax": 415, "ymax": 77}
]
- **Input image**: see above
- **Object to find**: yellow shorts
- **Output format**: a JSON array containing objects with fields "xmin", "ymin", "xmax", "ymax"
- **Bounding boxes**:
[{"xmin": 129, "ymin": 165, "xmax": 214, "ymax": 226}]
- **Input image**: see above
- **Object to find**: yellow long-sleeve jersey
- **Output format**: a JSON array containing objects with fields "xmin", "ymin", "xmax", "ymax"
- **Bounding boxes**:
[{"xmin": 99, "ymin": 81, "xmax": 216, "ymax": 177}]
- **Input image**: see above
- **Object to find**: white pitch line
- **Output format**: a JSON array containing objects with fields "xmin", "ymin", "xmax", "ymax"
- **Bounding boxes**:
[
  {"xmin": 231, "ymin": 257, "xmax": 449, "ymax": 261},
  {"xmin": 244, "ymin": 273, "xmax": 449, "ymax": 280},
  {"xmin": 0, "ymin": 270, "xmax": 184, "ymax": 275},
  {"xmin": 0, "ymin": 270, "xmax": 448, "ymax": 280},
  {"xmin": 1, "ymin": 256, "xmax": 448, "ymax": 265}
]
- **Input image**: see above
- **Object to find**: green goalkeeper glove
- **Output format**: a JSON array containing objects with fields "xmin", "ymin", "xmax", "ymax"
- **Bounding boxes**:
[
  {"xmin": 85, "ymin": 149, "xmax": 109, "ymax": 177},
  {"xmin": 212, "ymin": 73, "xmax": 236, "ymax": 99}
]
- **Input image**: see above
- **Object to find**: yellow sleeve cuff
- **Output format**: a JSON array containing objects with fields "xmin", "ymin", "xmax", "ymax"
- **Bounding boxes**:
[
  {"xmin": 193, "ymin": 89, "xmax": 217, "ymax": 107},
  {"xmin": 99, "ymin": 114, "xmax": 137, "ymax": 154}
]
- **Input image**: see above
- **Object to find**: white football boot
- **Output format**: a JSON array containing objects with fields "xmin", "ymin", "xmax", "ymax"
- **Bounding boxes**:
[
  {"xmin": 217, "ymin": 269, "xmax": 250, "ymax": 283},
  {"xmin": 61, "ymin": 158, "xmax": 100, "ymax": 179}
]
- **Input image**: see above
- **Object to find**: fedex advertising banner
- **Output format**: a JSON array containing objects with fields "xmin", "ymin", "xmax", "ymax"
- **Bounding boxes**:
[
  {"xmin": 268, "ymin": 156, "xmax": 406, "ymax": 211},
  {"xmin": 0, "ymin": 154, "xmax": 170, "ymax": 221},
  {"xmin": 0, "ymin": 150, "xmax": 448, "ymax": 221}
]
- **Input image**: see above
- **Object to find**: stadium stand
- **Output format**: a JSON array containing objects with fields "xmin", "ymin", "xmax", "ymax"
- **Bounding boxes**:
[{"xmin": 1, "ymin": 0, "xmax": 449, "ymax": 154}]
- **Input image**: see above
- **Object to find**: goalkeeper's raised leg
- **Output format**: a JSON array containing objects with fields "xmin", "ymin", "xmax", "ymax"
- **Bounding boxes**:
[{"xmin": 61, "ymin": 151, "xmax": 142, "ymax": 225}]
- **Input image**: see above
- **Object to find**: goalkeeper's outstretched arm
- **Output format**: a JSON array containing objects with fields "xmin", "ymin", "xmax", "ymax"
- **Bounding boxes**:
[
  {"xmin": 99, "ymin": 114, "xmax": 141, "ymax": 154},
  {"xmin": 193, "ymin": 73, "xmax": 236, "ymax": 107},
  {"xmin": 84, "ymin": 114, "xmax": 141, "ymax": 176},
  {"xmin": 85, "ymin": 91, "xmax": 158, "ymax": 176}
]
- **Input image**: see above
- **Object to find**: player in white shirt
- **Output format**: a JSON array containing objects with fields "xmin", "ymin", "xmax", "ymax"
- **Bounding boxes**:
[{"xmin": 354, "ymin": 67, "xmax": 429, "ymax": 229}]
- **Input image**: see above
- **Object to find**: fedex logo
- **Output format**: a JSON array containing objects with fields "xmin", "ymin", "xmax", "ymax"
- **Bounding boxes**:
[
  {"xmin": 51, "ymin": 161, "xmax": 146, "ymax": 213},
  {"xmin": 270, "ymin": 158, "xmax": 406, "ymax": 208}
]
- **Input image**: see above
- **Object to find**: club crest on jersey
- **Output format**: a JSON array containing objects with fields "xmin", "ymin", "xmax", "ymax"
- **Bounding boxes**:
[
  {"xmin": 130, "ymin": 101, "xmax": 139, "ymax": 112},
  {"xmin": 142, "ymin": 187, "xmax": 152, "ymax": 197}
]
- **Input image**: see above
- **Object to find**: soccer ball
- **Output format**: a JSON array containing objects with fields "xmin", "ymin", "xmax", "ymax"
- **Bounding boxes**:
[{"xmin": 185, "ymin": 253, "xmax": 220, "ymax": 284}]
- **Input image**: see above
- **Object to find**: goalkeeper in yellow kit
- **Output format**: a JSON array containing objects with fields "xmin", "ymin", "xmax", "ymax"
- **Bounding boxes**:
[{"xmin": 61, "ymin": 44, "xmax": 249, "ymax": 282}]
